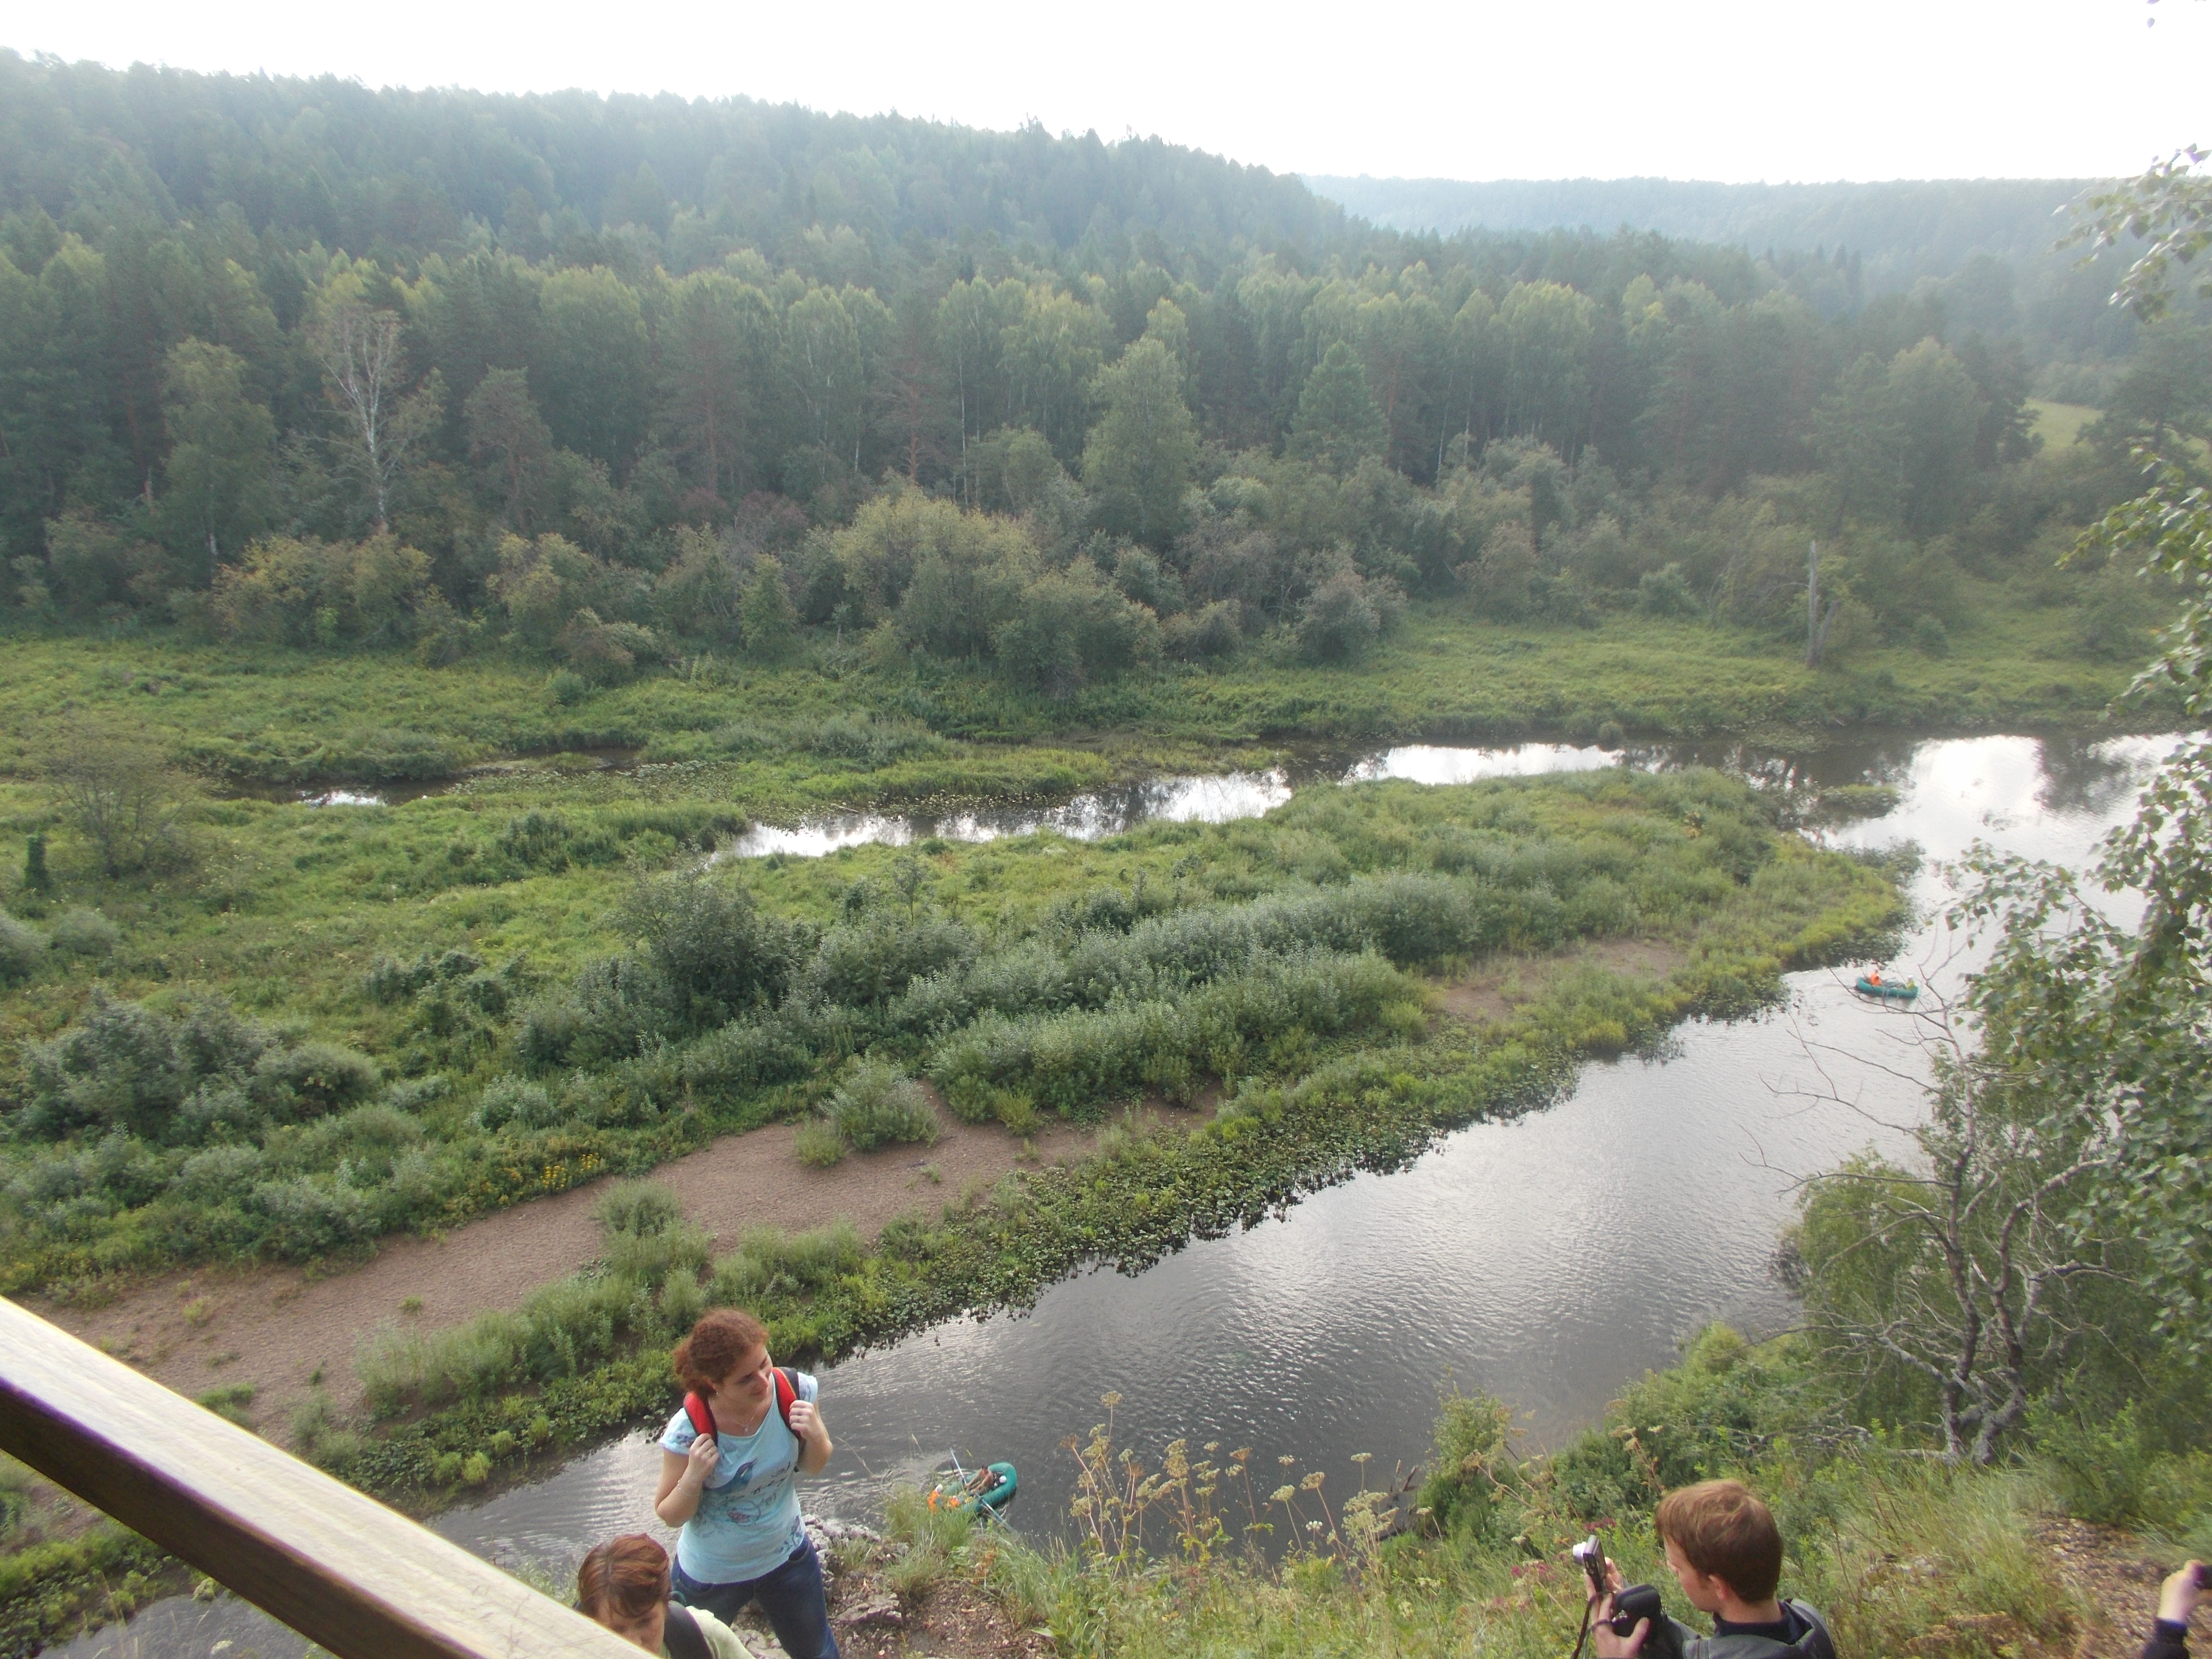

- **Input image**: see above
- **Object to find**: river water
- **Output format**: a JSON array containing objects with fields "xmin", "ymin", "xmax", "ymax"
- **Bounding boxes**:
[{"xmin": 59, "ymin": 730, "xmax": 2180, "ymax": 1659}]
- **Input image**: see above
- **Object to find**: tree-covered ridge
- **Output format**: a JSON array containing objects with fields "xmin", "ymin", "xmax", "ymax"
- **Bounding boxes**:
[
  {"xmin": 0, "ymin": 49, "xmax": 2195, "ymax": 695},
  {"xmin": 1304, "ymin": 175, "xmax": 2098, "ymax": 284},
  {"xmin": 0, "ymin": 51, "xmax": 1342, "ymax": 267}
]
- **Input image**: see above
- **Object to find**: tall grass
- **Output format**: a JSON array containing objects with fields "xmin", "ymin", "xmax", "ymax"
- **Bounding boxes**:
[{"xmin": 2, "ymin": 765, "xmax": 1901, "ymax": 1295}]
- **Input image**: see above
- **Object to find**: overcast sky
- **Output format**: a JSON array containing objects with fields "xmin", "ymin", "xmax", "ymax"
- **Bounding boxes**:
[{"xmin": 10, "ymin": 0, "xmax": 2207, "ymax": 184}]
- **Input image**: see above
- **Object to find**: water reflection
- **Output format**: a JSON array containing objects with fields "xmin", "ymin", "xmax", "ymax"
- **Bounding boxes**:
[{"xmin": 718, "ymin": 771, "xmax": 1295, "ymax": 858}]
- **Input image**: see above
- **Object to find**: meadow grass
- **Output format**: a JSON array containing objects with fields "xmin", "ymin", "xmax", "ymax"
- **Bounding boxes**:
[
  {"xmin": 0, "ymin": 762, "xmax": 1900, "ymax": 1296},
  {"xmin": 2027, "ymin": 398, "xmax": 2100, "ymax": 453},
  {"xmin": 0, "ymin": 577, "xmax": 2148, "ymax": 792}
]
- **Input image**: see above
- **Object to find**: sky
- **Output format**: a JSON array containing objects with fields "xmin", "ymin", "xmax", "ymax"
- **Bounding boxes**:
[{"xmin": 9, "ymin": 0, "xmax": 2208, "ymax": 184}]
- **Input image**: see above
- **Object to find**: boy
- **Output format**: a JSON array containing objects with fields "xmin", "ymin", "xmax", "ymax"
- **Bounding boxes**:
[{"xmin": 1593, "ymin": 1479, "xmax": 1834, "ymax": 1659}]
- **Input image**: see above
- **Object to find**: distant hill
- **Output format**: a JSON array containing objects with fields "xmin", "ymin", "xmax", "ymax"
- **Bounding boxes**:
[
  {"xmin": 0, "ymin": 51, "xmax": 1346, "ymax": 260},
  {"xmin": 1301, "ymin": 176, "xmax": 2097, "ymax": 287}
]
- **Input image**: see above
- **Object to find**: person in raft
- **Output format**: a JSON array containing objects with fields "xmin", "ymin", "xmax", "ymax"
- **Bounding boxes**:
[
  {"xmin": 577, "ymin": 1534, "xmax": 755, "ymax": 1659},
  {"xmin": 655, "ymin": 1309, "xmax": 838, "ymax": 1659},
  {"xmin": 1591, "ymin": 1479, "xmax": 1834, "ymax": 1658}
]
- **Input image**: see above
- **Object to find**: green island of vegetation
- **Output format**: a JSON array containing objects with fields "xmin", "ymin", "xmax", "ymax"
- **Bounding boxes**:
[{"xmin": 2, "ymin": 47, "xmax": 2211, "ymax": 1659}]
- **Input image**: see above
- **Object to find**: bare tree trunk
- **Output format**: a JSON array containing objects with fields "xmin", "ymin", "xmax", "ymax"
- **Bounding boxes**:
[
  {"xmin": 1805, "ymin": 540, "xmax": 1839, "ymax": 668},
  {"xmin": 313, "ymin": 307, "xmax": 411, "ymax": 535}
]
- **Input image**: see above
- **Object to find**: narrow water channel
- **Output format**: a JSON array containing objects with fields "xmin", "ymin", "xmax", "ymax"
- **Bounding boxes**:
[{"xmin": 58, "ymin": 731, "xmax": 2178, "ymax": 1659}]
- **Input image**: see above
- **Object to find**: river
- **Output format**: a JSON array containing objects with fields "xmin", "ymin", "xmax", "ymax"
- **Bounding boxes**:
[{"xmin": 55, "ymin": 729, "xmax": 2179, "ymax": 1659}]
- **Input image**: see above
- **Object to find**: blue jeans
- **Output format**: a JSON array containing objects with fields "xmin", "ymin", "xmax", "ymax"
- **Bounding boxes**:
[{"xmin": 671, "ymin": 1538, "xmax": 839, "ymax": 1659}]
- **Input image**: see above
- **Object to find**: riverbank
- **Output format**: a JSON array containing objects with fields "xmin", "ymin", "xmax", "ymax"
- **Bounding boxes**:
[
  {"xmin": 34, "ymin": 1107, "xmax": 1100, "ymax": 1436},
  {"xmin": 0, "ymin": 595, "xmax": 2155, "ymax": 790},
  {"xmin": 854, "ymin": 1325, "xmax": 2202, "ymax": 1659}
]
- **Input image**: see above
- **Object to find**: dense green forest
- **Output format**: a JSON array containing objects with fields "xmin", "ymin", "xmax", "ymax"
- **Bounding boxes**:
[
  {"xmin": 1305, "ymin": 175, "xmax": 2110, "ymax": 294},
  {"xmin": 0, "ymin": 49, "xmax": 2199, "ymax": 699}
]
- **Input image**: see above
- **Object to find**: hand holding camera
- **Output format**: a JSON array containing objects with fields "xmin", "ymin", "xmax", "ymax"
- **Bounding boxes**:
[
  {"xmin": 1573, "ymin": 1536, "xmax": 1685, "ymax": 1659},
  {"xmin": 2158, "ymin": 1561, "xmax": 2206, "ymax": 1627}
]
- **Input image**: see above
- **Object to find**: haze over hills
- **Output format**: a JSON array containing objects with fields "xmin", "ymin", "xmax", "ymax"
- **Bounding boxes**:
[{"xmin": 1302, "ymin": 175, "xmax": 2096, "ymax": 289}]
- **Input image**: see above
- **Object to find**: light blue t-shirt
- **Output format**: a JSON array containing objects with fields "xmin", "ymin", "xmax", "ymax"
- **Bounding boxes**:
[{"xmin": 659, "ymin": 1371, "xmax": 818, "ymax": 1585}]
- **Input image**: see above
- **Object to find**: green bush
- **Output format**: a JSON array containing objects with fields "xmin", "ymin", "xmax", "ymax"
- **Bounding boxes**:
[
  {"xmin": 594, "ymin": 1178, "xmax": 684, "ymax": 1238},
  {"xmin": 826, "ymin": 1063, "xmax": 939, "ymax": 1152},
  {"xmin": 194, "ymin": 1383, "xmax": 256, "ymax": 1427},
  {"xmin": 517, "ymin": 956, "xmax": 673, "ymax": 1066},
  {"xmin": 251, "ymin": 1042, "xmax": 380, "ymax": 1120},
  {"xmin": 930, "ymin": 949, "xmax": 1410, "ymax": 1120},
  {"xmin": 0, "ymin": 913, "xmax": 46, "ymax": 984},
  {"xmin": 681, "ymin": 1015, "xmax": 816, "ymax": 1100},
  {"xmin": 289, "ymin": 1392, "xmax": 365, "ymax": 1468},
  {"xmin": 49, "ymin": 908, "xmax": 119, "ymax": 958},
  {"xmin": 21, "ymin": 992, "xmax": 270, "ymax": 1141},
  {"xmin": 800, "ymin": 914, "xmax": 976, "ymax": 1008},
  {"xmin": 1415, "ymin": 1388, "xmax": 1520, "ymax": 1541},
  {"xmin": 474, "ymin": 1076, "xmax": 559, "ymax": 1132},
  {"xmin": 621, "ymin": 872, "xmax": 805, "ymax": 1027},
  {"xmin": 249, "ymin": 1177, "xmax": 371, "ymax": 1258},
  {"xmin": 2032, "ymin": 1401, "xmax": 2212, "ymax": 1532}
]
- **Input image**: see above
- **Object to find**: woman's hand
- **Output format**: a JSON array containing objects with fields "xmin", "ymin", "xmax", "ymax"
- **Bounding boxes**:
[
  {"xmin": 788, "ymin": 1399, "xmax": 832, "ymax": 1473},
  {"xmin": 685, "ymin": 1430, "xmax": 721, "ymax": 1482},
  {"xmin": 654, "ymin": 1442, "xmax": 714, "ymax": 1527}
]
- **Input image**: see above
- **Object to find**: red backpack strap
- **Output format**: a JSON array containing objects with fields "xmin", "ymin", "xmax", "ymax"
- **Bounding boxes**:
[
  {"xmin": 683, "ymin": 1391, "xmax": 716, "ymax": 1441},
  {"xmin": 774, "ymin": 1367, "xmax": 797, "ymax": 1433}
]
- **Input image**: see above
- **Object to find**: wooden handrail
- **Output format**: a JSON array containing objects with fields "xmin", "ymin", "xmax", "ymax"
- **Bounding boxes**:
[{"xmin": 0, "ymin": 1297, "xmax": 642, "ymax": 1659}]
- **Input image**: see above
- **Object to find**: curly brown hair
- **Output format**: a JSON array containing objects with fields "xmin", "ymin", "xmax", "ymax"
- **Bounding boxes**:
[{"xmin": 672, "ymin": 1307, "xmax": 768, "ymax": 1393}]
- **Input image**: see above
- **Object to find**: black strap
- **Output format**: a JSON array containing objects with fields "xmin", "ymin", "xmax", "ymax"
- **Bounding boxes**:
[{"xmin": 662, "ymin": 1602, "xmax": 711, "ymax": 1659}]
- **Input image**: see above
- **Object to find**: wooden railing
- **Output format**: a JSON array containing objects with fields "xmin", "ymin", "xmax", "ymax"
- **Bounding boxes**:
[{"xmin": 0, "ymin": 1297, "xmax": 641, "ymax": 1659}]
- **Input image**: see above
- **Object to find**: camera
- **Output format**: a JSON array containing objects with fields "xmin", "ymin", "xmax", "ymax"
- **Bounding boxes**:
[{"xmin": 1574, "ymin": 1535, "xmax": 1608, "ymax": 1598}]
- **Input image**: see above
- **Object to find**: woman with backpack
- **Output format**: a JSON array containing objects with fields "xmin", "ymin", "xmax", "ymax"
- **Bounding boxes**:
[
  {"xmin": 654, "ymin": 1309, "xmax": 838, "ymax": 1659},
  {"xmin": 577, "ymin": 1534, "xmax": 753, "ymax": 1659}
]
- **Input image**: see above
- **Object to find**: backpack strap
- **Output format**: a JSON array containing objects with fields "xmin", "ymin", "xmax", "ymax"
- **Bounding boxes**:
[
  {"xmin": 661, "ymin": 1602, "xmax": 711, "ymax": 1659},
  {"xmin": 682, "ymin": 1391, "xmax": 716, "ymax": 1442},
  {"xmin": 687, "ymin": 1373, "xmax": 799, "ymax": 1442}
]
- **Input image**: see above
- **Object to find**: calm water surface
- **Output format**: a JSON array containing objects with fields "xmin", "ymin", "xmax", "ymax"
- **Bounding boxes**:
[{"xmin": 59, "ymin": 730, "xmax": 2180, "ymax": 1659}]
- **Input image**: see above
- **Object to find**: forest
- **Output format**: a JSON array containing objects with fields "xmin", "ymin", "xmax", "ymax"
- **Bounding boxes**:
[{"xmin": 0, "ymin": 48, "xmax": 2201, "ymax": 705}]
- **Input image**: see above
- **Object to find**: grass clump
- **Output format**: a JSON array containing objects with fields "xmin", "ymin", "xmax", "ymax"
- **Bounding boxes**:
[
  {"xmin": 48, "ymin": 909, "xmax": 119, "ymax": 959},
  {"xmin": 825, "ymin": 1063, "xmax": 939, "ymax": 1153},
  {"xmin": 193, "ymin": 1383, "xmax": 256, "ymax": 1428},
  {"xmin": 0, "ymin": 914, "xmax": 46, "ymax": 984},
  {"xmin": 592, "ymin": 1178, "xmax": 684, "ymax": 1239}
]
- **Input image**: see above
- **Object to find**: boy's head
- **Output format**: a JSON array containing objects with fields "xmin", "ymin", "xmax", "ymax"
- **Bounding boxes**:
[{"xmin": 1654, "ymin": 1479, "xmax": 1783, "ymax": 1608}]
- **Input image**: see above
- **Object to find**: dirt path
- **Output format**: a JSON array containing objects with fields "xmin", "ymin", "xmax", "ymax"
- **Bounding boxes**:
[
  {"xmin": 2036, "ymin": 1516, "xmax": 2202, "ymax": 1659},
  {"xmin": 39, "ymin": 1109, "xmax": 1094, "ymax": 1443}
]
